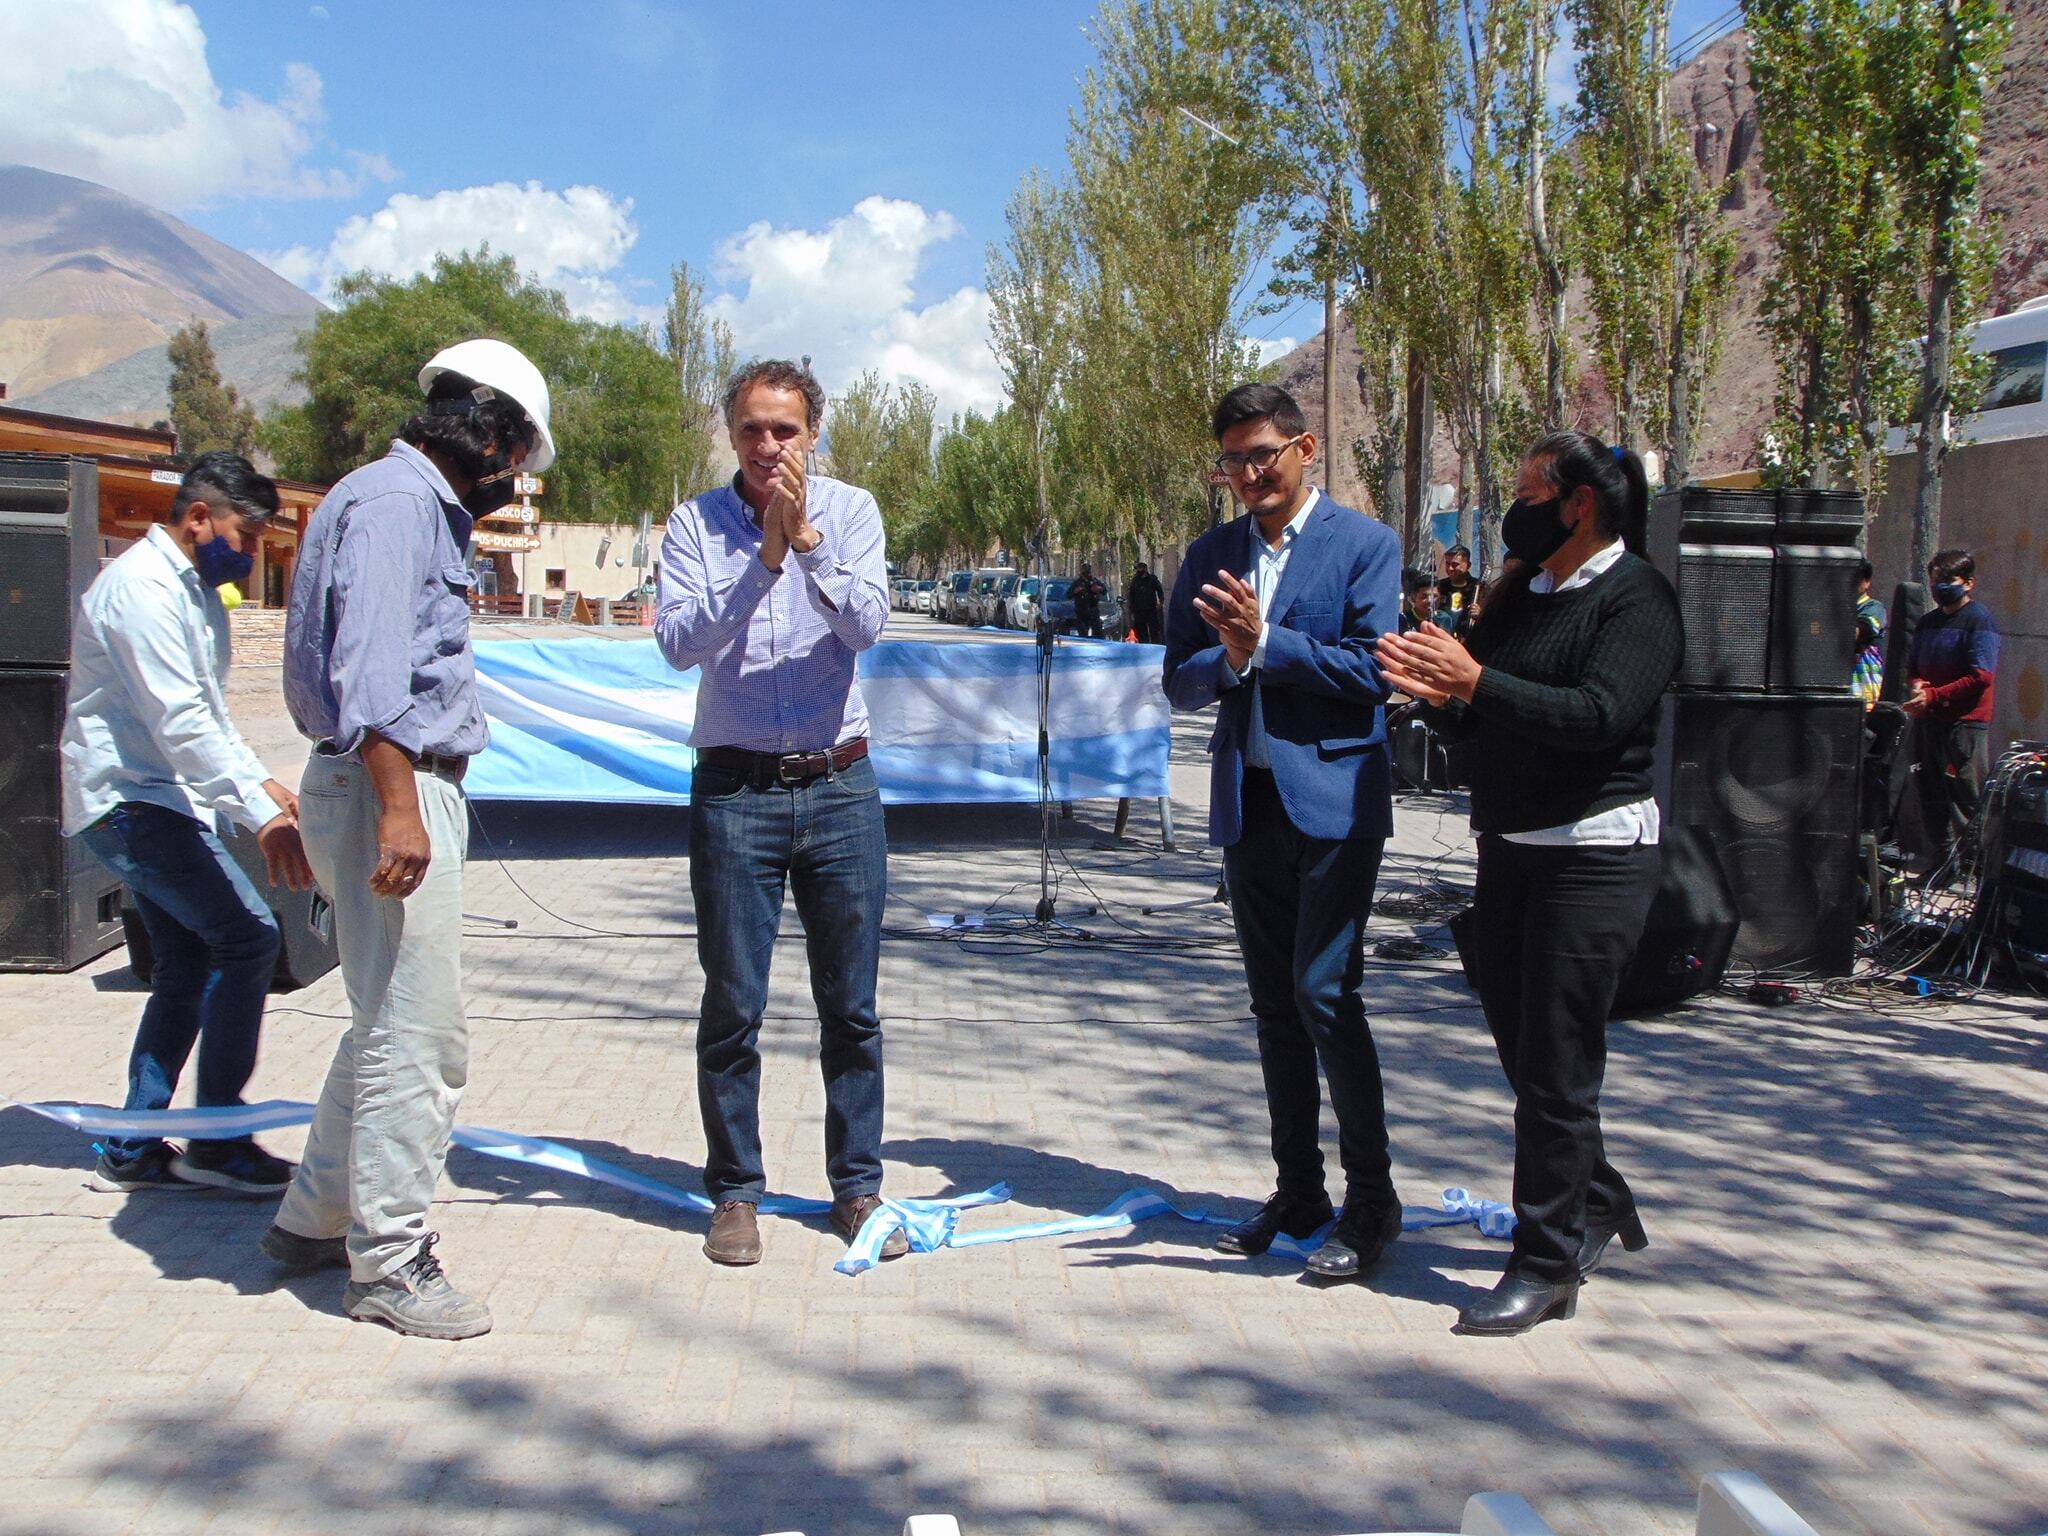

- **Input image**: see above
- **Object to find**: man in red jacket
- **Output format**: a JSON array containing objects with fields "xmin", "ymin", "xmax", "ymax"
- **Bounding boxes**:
[{"xmin": 1903, "ymin": 548, "xmax": 2001, "ymax": 868}]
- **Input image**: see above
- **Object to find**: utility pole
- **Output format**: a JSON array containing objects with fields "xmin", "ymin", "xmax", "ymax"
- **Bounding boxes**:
[{"xmin": 1323, "ymin": 272, "xmax": 1337, "ymax": 490}]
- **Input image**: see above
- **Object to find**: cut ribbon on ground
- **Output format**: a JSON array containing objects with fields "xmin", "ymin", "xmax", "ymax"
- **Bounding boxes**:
[{"xmin": 7, "ymin": 1098, "xmax": 1513, "ymax": 1277}]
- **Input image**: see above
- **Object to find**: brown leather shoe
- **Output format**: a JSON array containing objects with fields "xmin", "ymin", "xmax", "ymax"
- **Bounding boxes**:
[
  {"xmin": 704, "ymin": 1200, "xmax": 762, "ymax": 1265},
  {"xmin": 830, "ymin": 1194, "xmax": 910, "ymax": 1259}
]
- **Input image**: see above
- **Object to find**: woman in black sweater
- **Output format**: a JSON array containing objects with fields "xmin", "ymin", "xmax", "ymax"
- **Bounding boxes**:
[{"xmin": 1377, "ymin": 431, "xmax": 1683, "ymax": 1337}]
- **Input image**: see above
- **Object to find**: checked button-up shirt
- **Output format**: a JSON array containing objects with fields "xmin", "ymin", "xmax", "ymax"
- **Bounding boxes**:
[{"xmin": 653, "ymin": 474, "xmax": 890, "ymax": 753}]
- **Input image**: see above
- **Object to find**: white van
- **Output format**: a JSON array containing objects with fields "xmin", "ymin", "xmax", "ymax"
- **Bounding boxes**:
[{"xmin": 1887, "ymin": 295, "xmax": 2048, "ymax": 455}]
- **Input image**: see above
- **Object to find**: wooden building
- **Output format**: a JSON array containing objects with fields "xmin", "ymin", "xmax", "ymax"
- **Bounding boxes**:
[{"xmin": 0, "ymin": 403, "xmax": 327, "ymax": 608}]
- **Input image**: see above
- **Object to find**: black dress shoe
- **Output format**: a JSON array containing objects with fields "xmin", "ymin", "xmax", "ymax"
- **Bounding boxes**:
[
  {"xmin": 1215, "ymin": 1191, "xmax": 1335, "ymax": 1256},
  {"xmin": 1304, "ymin": 1197, "xmax": 1402, "ymax": 1277},
  {"xmin": 1577, "ymin": 1208, "xmax": 1649, "ymax": 1278},
  {"xmin": 1456, "ymin": 1274, "xmax": 1579, "ymax": 1336}
]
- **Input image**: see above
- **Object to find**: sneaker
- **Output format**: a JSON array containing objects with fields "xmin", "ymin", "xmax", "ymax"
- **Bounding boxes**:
[
  {"xmin": 343, "ymin": 1234, "xmax": 492, "ymax": 1340},
  {"xmin": 91, "ymin": 1142, "xmax": 195, "ymax": 1192},
  {"xmin": 171, "ymin": 1139, "xmax": 295, "ymax": 1196},
  {"xmin": 258, "ymin": 1224, "xmax": 349, "ymax": 1272}
]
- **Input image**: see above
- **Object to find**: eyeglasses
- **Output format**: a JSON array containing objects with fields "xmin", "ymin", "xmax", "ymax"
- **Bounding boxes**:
[{"xmin": 1213, "ymin": 434, "xmax": 1305, "ymax": 479}]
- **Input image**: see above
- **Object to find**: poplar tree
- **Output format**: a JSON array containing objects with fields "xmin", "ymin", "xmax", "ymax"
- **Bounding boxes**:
[{"xmin": 167, "ymin": 321, "xmax": 258, "ymax": 459}]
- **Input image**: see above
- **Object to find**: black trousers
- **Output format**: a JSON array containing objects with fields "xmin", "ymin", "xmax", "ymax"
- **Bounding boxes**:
[
  {"xmin": 1467, "ymin": 835, "xmax": 1658, "ymax": 1282},
  {"xmin": 1132, "ymin": 610, "xmax": 1164, "ymax": 645},
  {"xmin": 1222, "ymin": 767, "xmax": 1394, "ymax": 1207},
  {"xmin": 1915, "ymin": 717, "xmax": 1989, "ymax": 859}
]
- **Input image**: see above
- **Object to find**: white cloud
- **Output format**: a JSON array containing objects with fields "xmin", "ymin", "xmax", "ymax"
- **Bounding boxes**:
[
  {"xmin": 708, "ymin": 196, "xmax": 1005, "ymax": 426},
  {"xmin": 262, "ymin": 181, "xmax": 656, "ymax": 325},
  {"xmin": 1253, "ymin": 335, "xmax": 1300, "ymax": 368},
  {"xmin": 0, "ymin": 0, "xmax": 389, "ymax": 207}
]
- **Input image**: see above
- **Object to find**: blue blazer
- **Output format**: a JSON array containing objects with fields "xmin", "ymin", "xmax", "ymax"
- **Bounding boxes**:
[{"xmin": 1162, "ymin": 495, "xmax": 1401, "ymax": 846}]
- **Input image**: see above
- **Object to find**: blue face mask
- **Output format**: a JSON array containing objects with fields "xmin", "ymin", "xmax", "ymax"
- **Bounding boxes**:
[
  {"xmin": 192, "ymin": 532, "xmax": 254, "ymax": 588},
  {"xmin": 1932, "ymin": 580, "xmax": 1967, "ymax": 606}
]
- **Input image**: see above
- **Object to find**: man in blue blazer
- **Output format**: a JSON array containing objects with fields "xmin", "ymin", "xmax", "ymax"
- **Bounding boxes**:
[{"xmin": 1163, "ymin": 382, "xmax": 1404, "ymax": 1278}]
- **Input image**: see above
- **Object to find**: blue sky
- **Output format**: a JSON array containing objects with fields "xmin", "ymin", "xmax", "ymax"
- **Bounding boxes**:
[{"xmin": 1, "ymin": 0, "xmax": 1740, "ymax": 422}]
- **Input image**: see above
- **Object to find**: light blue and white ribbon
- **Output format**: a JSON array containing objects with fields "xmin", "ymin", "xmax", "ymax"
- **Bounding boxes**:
[{"xmin": 7, "ymin": 1098, "xmax": 1511, "ymax": 1275}]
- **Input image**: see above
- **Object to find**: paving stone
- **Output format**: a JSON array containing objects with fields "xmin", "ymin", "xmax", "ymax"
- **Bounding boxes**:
[{"xmin": 0, "ymin": 641, "xmax": 2042, "ymax": 1534}]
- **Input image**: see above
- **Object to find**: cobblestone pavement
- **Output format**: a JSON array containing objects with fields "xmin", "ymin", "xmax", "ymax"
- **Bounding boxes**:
[{"xmin": 1, "ymin": 622, "xmax": 2043, "ymax": 1536}]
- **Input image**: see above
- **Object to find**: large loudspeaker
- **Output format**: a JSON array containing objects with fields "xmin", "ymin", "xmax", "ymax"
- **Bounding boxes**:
[
  {"xmin": 0, "ymin": 669, "xmax": 125, "ymax": 971},
  {"xmin": 1769, "ymin": 544, "xmax": 1863, "ymax": 692},
  {"xmin": 121, "ymin": 821, "xmax": 340, "ymax": 993},
  {"xmin": 1662, "ymin": 691, "xmax": 1863, "ymax": 974},
  {"xmin": 1648, "ymin": 485, "xmax": 1867, "ymax": 698},
  {"xmin": 1612, "ymin": 821, "xmax": 1740, "ymax": 1015},
  {"xmin": 0, "ymin": 454, "xmax": 98, "ymax": 666}
]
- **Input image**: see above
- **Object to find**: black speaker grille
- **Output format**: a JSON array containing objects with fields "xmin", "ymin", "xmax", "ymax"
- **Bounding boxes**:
[
  {"xmin": 0, "ymin": 669, "xmax": 122, "ymax": 970},
  {"xmin": 1664, "ymin": 693, "xmax": 1862, "ymax": 973},
  {"xmin": 1675, "ymin": 544, "xmax": 1774, "ymax": 691},
  {"xmin": 1770, "ymin": 545, "xmax": 1861, "ymax": 693}
]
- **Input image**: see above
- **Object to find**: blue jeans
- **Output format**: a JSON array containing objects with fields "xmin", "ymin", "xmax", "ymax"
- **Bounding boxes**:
[
  {"xmin": 79, "ymin": 803, "xmax": 279, "ymax": 1158},
  {"xmin": 690, "ymin": 754, "xmax": 888, "ymax": 1203}
]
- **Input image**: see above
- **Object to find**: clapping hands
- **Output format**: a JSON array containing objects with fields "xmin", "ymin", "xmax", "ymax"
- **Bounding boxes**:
[{"xmin": 757, "ymin": 444, "xmax": 820, "ymax": 571}]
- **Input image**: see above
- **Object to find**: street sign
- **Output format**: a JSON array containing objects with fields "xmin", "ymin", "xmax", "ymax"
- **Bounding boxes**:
[
  {"xmin": 473, "ymin": 527, "xmax": 540, "ymax": 552},
  {"xmin": 515, "ymin": 474, "xmax": 544, "ymax": 496},
  {"xmin": 481, "ymin": 503, "xmax": 538, "ymax": 524}
]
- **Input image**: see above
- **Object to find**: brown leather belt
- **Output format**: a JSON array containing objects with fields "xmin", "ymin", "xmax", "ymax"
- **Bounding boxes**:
[
  {"xmin": 697, "ymin": 737, "xmax": 868, "ymax": 788},
  {"xmin": 413, "ymin": 751, "xmax": 468, "ymax": 784}
]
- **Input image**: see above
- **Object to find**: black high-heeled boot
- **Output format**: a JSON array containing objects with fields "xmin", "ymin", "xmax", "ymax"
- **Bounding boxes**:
[
  {"xmin": 1577, "ymin": 1208, "xmax": 1649, "ymax": 1278},
  {"xmin": 1456, "ymin": 1273, "xmax": 1580, "ymax": 1337}
]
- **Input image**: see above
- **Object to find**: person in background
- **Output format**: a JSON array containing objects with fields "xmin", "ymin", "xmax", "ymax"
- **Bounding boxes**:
[
  {"xmin": 272, "ymin": 338, "xmax": 554, "ymax": 1341},
  {"xmin": 1378, "ymin": 431, "xmax": 1683, "ymax": 1337},
  {"xmin": 1126, "ymin": 561, "xmax": 1166, "ymax": 644},
  {"xmin": 1071, "ymin": 562, "xmax": 1107, "ymax": 639},
  {"xmin": 1904, "ymin": 548, "xmax": 2000, "ymax": 866},
  {"xmin": 1436, "ymin": 544, "xmax": 1479, "ymax": 637},
  {"xmin": 1854, "ymin": 559, "xmax": 1887, "ymax": 708},
  {"xmin": 1400, "ymin": 568, "xmax": 1438, "ymax": 634},
  {"xmin": 61, "ymin": 452, "xmax": 313, "ymax": 1195}
]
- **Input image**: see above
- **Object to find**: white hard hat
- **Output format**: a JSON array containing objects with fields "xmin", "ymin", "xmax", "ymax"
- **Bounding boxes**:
[{"xmin": 417, "ymin": 338, "xmax": 556, "ymax": 473}]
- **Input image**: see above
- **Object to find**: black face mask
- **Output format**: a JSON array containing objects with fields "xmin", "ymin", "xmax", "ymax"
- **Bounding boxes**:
[
  {"xmin": 461, "ymin": 452, "xmax": 521, "ymax": 517},
  {"xmin": 1501, "ymin": 494, "xmax": 1571, "ymax": 564}
]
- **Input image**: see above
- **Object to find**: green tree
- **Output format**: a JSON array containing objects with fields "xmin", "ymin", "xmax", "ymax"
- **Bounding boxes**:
[
  {"xmin": 1059, "ymin": 0, "xmax": 1272, "ymax": 552},
  {"xmin": 1748, "ymin": 0, "xmax": 1915, "ymax": 491},
  {"xmin": 663, "ymin": 260, "xmax": 736, "ymax": 499},
  {"xmin": 987, "ymin": 170, "xmax": 1078, "ymax": 548},
  {"xmin": 167, "ymin": 321, "xmax": 258, "ymax": 459},
  {"xmin": 261, "ymin": 249, "xmax": 684, "ymax": 524},
  {"xmin": 1570, "ymin": 0, "xmax": 1734, "ymax": 482},
  {"xmin": 1883, "ymin": 0, "xmax": 2009, "ymax": 573}
]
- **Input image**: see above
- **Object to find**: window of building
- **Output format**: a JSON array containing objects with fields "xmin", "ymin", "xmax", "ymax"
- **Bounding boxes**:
[{"xmin": 545, "ymin": 568, "xmax": 567, "ymax": 592}]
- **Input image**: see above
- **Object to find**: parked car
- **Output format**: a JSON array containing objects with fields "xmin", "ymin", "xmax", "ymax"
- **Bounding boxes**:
[
  {"xmin": 914, "ymin": 579, "xmax": 936, "ymax": 613},
  {"xmin": 1004, "ymin": 574, "xmax": 1047, "ymax": 630},
  {"xmin": 934, "ymin": 569, "xmax": 975, "ymax": 622},
  {"xmin": 1040, "ymin": 577, "xmax": 1124, "ymax": 638},
  {"xmin": 964, "ymin": 568, "xmax": 1006, "ymax": 626},
  {"xmin": 895, "ymin": 577, "xmax": 922, "ymax": 611},
  {"xmin": 985, "ymin": 572, "xmax": 1021, "ymax": 627}
]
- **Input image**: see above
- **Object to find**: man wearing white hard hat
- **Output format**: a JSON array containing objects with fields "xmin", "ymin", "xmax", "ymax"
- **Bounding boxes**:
[{"xmin": 267, "ymin": 338, "xmax": 552, "ymax": 1339}]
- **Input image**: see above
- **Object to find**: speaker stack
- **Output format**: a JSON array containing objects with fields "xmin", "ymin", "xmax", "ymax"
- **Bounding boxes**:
[
  {"xmin": 0, "ymin": 453, "xmax": 125, "ymax": 972},
  {"xmin": 1647, "ymin": 485, "xmax": 1866, "ymax": 976}
]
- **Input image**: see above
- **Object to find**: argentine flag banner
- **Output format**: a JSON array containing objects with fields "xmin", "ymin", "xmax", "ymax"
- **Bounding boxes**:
[{"xmin": 466, "ymin": 636, "xmax": 1172, "ymax": 806}]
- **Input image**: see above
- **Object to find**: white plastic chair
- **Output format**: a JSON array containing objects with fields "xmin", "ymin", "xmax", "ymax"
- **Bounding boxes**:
[{"xmin": 1695, "ymin": 1472, "xmax": 1822, "ymax": 1536}]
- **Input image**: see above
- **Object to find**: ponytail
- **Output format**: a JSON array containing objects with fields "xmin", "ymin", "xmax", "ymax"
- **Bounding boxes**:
[{"xmin": 1467, "ymin": 431, "xmax": 1648, "ymax": 649}]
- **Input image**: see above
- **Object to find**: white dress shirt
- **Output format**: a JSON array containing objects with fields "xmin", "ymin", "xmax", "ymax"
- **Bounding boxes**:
[
  {"xmin": 1502, "ymin": 538, "xmax": 1660, "ymax": 846},
  {"xmin": 1226, "ymin": 488, "xmax": 1320, "ymax": 768},
  {"xmin": 61, "ymin": 523, "xmax": 283, "ymax": 837}
]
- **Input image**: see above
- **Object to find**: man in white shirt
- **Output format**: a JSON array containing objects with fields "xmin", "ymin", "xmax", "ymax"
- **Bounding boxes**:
[{"xmin": 62, "ymin": 452, "xmax": 312, "ymax": 1195}]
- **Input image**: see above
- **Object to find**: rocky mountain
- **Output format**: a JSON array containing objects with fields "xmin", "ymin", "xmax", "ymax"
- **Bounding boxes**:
[
  {"xmin": 1279, "ymin": 0, "xmax": 2048, "ymax": 492},
  {"xmin": 0, "ymin": 164, "xmax": 322, "ymax": 410}
]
